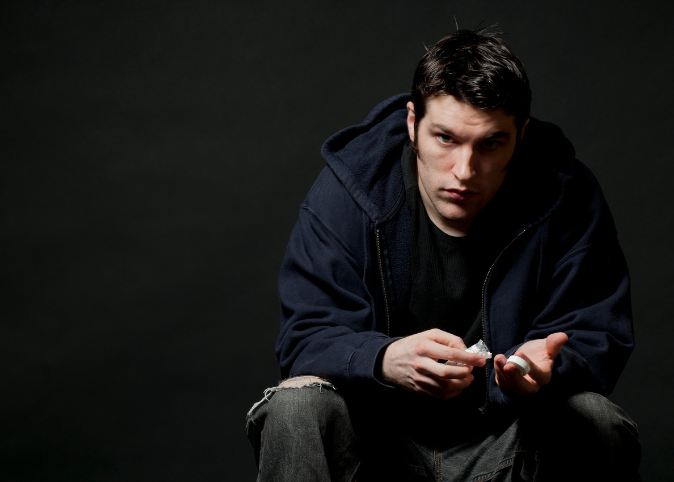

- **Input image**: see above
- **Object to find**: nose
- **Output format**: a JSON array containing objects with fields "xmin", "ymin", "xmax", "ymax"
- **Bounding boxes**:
[{"xmin": 453, "ymin": 145, "xmax": 477, "ymax": 182}]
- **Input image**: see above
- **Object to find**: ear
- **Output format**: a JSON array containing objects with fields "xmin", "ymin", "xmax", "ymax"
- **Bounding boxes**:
[
  {"xmin": 519, "ymin": 118, "xmax": 530, "ymax": 140},
  {"xmin": 406, "ymin": 102, "xmax": 416, "ymax": 143}
]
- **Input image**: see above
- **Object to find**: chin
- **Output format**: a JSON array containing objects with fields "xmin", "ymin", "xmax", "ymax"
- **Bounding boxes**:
[{"xmin": 439, "ymin": 208, "xmax": 472, "ymax": 223}]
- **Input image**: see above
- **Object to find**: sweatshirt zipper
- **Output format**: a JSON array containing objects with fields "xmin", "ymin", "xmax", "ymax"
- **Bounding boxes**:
[
  {"xmin": 378, "ymin": 223, "xmax": 529, "ymax": 407},
  {"xmin": 479, "ymin": 228, "xmax": 529, "ymax": 412},
  {"xmin": 375, "ymin": 228, "xmax": 391, "ymax": 336}
]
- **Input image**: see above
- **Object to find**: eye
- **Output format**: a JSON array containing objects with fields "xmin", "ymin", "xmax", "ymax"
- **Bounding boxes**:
[
  {"xmin": 480, "ymin": 139, "xmax": 501, "ymax": 150},
  {"xmin": 438, "ymin": 134, "xmax": 454, "ymax": 144}
]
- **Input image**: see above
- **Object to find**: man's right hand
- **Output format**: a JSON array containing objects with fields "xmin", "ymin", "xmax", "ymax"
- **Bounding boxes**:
[{"xmin": 381, "ymin": 329, "xmax": 486, "ymax": 400}]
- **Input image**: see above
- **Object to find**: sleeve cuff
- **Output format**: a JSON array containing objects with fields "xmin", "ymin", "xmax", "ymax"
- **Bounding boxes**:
[{"xmin": 347, "ymin": 335, "xmax": 402, "ymax": 388}]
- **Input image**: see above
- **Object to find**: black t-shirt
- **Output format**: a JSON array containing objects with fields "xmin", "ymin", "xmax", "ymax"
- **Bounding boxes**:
[
  {"xmin": 393, "ymin": 141, "xmax": 503, "ymax": 430},
  {"xmin": 400, "ymin": 141, "xmax": 493, "ymax": 344}
]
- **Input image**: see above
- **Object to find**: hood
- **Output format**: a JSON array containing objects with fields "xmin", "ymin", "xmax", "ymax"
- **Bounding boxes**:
[
  {"xmin": 321, "ymin": 93, "xmax": 577, "ymax": 230},
  {"xmin": 485, "ymin": 115, "xmax": 576, "ymax": 237},
  {"xmin": 321, "ymin": 93, "xmax": 410, "ymax": 224}
]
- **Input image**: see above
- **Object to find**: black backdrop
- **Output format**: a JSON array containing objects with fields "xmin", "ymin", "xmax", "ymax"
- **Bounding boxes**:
[{"xmin": 2, "ymin": 1, "xmax": 673, "ymax": 480}]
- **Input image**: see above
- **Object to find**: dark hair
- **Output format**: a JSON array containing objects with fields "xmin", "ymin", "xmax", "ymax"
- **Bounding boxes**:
[{"xmin": 411, "ymin": 27, "xmax": 531, "ymax": 133}]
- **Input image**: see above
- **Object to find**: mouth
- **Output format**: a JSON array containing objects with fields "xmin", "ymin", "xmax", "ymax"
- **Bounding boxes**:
[{"xmin": 444, "ymin": 188, "xmax": 477, "ymax": 201}]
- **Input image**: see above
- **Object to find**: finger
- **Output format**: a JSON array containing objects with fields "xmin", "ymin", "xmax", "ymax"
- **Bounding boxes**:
[
  {"xmin": 424, "ymin": 328, "xmax": 467, "ymax": 350},
  {"xmin": 436, "ymin": 374, "xmax": 474, "ymax": 393},
  {"xmin": 494, "ymin": 355, "xmax": 525, "ymax": 392},
  {"xmin": 417, "ymin": 359, "xmax": 473, "ymax": 380},
  {"xmin": 494, "ymin": 355, "xmax": 513, "ymax": 391},
  {"xmin": 409, "ymin": 373, "xmax": 446, "ymax": 398},
  {"xmin": 511, "ymin": 350, "xmax": 558, "ymax": 388},
  {"xmin": 418, "ymin": 369, "xmax": 475, "ymax": 392},
  {"xmin": 499, "ymin": 356, "xmax": 522, "ymax": 388},
  {"xmin": 545, "ymin": 332, "xmax": 568, "ymax": 358},
  {"xmin": 497, "ymin": 354, "xmax": 539, "ymax": 393},
  {"xmin": 444, "ymin": 348, "xmax": 486, "ymax": 367},
  {"xmin": 416, "ymin": 340, "xmax": 485, "ymax": 367},
  {"xmin": 443, "ymin": 373, "xmax": 474, "ymax": 391},
  {"xmin": 414, "ymin": 373, "xmax": 472, "ymax": 399},
  {"xmin": 509, "ymin": 352, "xmax": 543, "ymax": 384},
  {"xmin": 421, "ymin": 384, "xmax": 463, "ymax": 400},
  {"xmin": 504, "ymin": 363, "xmax": 538, "ymax": 393}
]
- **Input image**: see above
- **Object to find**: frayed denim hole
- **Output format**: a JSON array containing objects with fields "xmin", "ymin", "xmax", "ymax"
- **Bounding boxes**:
[{"xmin": 246, "ymin": 377, "xmax": 336, "ymax": 420}]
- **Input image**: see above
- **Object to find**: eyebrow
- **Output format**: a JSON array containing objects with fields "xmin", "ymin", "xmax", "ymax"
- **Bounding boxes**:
[{"xmin": 429, "ymin": 123, "xmax": 511, "ymax": 140}]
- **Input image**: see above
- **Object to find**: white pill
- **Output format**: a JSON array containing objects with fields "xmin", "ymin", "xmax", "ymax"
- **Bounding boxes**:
[{"xmin": 506, "ymin": 355, "xmax": 530, "ymax": 376}]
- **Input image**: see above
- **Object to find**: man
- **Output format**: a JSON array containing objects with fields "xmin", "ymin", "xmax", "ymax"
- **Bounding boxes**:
[{"xmin": 247, "ymin": 28, "xmax": 640, "ymax": 481}]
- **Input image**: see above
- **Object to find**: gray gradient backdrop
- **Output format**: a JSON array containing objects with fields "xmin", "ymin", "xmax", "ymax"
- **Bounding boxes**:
[{"xmin": 2, "ymin": 1, "xmax": 673, "ymax": 480}]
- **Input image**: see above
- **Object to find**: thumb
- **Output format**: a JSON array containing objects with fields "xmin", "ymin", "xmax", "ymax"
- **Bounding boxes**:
[{"xmin": 545, "ymin": 332, "xmax": 568, "ymax": 358}]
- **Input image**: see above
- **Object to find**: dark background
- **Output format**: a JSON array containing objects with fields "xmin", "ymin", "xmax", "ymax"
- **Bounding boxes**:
[{"xmin": 2, "ymin": 1, "xmax": 673, "ymax": 480}]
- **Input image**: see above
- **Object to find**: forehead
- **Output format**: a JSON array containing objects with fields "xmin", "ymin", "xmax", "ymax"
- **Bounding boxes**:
[{"xmin": 422, "ymin": 95, "xmax": 517, "ymax": 134}]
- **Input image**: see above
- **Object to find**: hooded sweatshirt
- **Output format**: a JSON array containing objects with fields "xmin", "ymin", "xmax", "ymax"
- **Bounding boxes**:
[{"xmin": 276, "ymin": 93, "xmax": 634, "ymax": 414}]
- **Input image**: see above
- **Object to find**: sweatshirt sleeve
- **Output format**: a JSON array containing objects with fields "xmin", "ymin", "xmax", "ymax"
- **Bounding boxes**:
[
  {"xmin": 488, "ymin": 163, "xmax": 635, "ymax": 409},
  {"xmin": 529, "ymin": 235, "xmax": 633, "ymax": 394},
  {"xmin": 275, "ymin": 185, "xmax": 395, "ymax": 387}
]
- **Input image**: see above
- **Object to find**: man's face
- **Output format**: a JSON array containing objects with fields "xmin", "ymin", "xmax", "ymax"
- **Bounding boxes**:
[{"xmin": 407, "ymin": 95, "xmax": 527, "ymax": 236}]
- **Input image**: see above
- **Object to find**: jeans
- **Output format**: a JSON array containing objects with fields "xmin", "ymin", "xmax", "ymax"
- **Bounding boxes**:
[{"xmin": 246, "ymin": 378, "xmax": 640, "ymax": 481}]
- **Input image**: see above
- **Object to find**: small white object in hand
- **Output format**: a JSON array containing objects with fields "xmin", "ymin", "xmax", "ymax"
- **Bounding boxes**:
[
  {"xmin": 445, "ymin": 340, "xmax": 492, "ymax": 366},
  {"xmin": 506, "ymin": 355, "xmax": 530, "ymax": 376},
  {"xmin": 465, "ymin": 339, "xmax": 492, "ymax": 359}
]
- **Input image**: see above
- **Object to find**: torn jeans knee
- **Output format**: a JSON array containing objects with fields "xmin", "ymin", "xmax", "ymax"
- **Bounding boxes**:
[
  {"xmin": 246, "ymin": 376, "xmax": 336, "ymax": 420},
  {"xmin": 246, "ymin": 377, "xmax": 359, "ymax": 480}
]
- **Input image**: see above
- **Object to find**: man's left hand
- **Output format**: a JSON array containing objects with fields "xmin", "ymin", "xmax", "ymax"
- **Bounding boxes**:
[{"xmin": 493, "ymin": 332, "xmax": 568, "ymax": 393}]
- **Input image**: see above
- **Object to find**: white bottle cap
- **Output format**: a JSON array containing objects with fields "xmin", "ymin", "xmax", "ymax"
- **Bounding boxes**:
[{"xmin": 506, "ymin": 355, "xmax": 530, "ymax": 376}]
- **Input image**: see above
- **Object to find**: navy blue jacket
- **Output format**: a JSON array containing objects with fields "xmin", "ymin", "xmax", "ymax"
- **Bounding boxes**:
[{"xmin": 276, "ymin": 94, "xmax": 634, "ymax": 412}]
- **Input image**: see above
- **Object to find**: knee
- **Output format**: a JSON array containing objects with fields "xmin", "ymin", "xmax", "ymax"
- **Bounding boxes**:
[
  {"xmin": 564, "ymin": 392, "xmax": 638, "ymax": 436},
  {"xmin": 262, "ymin": 377, "xmax": 349, "ymax": 429},
  {"xmin": 533, "ymin": 393, "xmax": 641, "ymax": 481},
  {"xmin": 561, "ymin": 392, "xmax": 640, "ymax": 458},
  {"xmin": 278, "ymin": 376, "xmax": 328, "ymax": 388}
]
